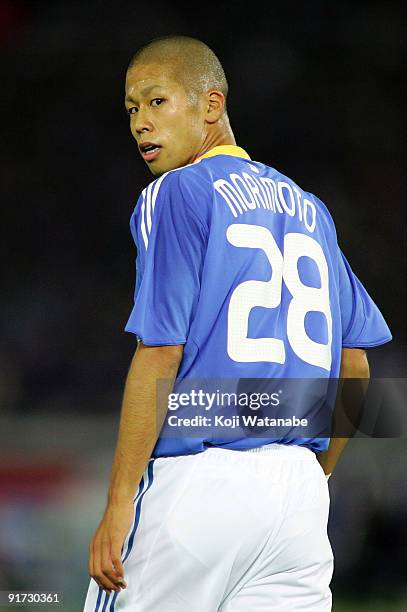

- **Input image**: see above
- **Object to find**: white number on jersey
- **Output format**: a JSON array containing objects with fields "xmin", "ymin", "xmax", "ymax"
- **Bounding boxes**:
[{"xmin": 226, "ymin": 224, "xmax": 332, "ymax": 370}]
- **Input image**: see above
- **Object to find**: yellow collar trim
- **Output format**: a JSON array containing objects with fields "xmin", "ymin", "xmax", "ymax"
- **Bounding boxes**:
[{"xmin": 195, "ymin": 145, "xmax": 251, "ymax": 162}]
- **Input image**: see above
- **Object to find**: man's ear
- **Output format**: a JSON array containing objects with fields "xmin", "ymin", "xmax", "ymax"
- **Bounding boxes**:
[{"xmin": 205, "ymin": 90, "xmax": 225, "ymax": 124}]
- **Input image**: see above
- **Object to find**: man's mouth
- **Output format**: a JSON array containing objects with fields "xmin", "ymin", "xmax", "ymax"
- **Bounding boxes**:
[{"xmin": 139, "ymin": 142, "xmax": 162, "ymax": 162}]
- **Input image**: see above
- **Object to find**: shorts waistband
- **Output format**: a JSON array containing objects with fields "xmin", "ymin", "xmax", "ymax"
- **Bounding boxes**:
[
  {"xmin": 241, "ymin": 443, "xmax": 314, "ymax": 458},
  {"xmin": 200, "ymin": 443, "xmax": 316, "ymax": 463},
  {"xmin": 154, "ymin": 444, "xmax": 316, "ymax": 463}
]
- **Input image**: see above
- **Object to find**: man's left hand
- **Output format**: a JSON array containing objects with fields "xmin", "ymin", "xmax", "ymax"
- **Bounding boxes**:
[{"xmin": 88, "ymin": 499, "xmax": 134, "ymax": 593}]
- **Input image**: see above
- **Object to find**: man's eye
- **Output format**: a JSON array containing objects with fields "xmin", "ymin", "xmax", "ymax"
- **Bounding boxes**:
[
  {"xmin": 151, "ymin": 98, "xmax": 164, "ymax": 107},
  {"xmin": 127, "ymin": 107, "xmax": 138, "ymax": 115}
]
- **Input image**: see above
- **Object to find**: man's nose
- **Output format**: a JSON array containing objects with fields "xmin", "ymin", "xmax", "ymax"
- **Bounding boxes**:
[{"xmin": 134, "ymin": 108, "xmax": 153, "ymax": 134}]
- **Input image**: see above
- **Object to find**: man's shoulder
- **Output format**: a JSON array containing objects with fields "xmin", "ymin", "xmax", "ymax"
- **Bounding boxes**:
[
  {"xmin": 137, "ymin": 164, "xmax": 212, "ymax": 224},
  {"xmin": 262, "ymin": 162, "xmax": 337, "ymax": 232},
  {"xmin": 257, "ymin": 162, "xmax": 316, "ymax": 200},
  {"xmin": 144, "ymin": 161, "xmax": 211, "ymax": 198},
  {"xmin": 136, "ymin": 164, "xmax": 211, "ymax": 235}
]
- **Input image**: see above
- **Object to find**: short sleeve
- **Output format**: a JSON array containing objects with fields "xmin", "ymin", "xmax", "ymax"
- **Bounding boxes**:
[
  {"xmin": 125, "ymin": 173, "xmax": 207, "ymax": 345},
  {"xmin": 338, "ymin": 247, "xmax": 392, "ymax": 348}
]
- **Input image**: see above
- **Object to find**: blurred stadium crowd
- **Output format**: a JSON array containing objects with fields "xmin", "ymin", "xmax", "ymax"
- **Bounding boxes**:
[{"xmin": 0, "ymin": 0, "xmax": 406, "ymax": 609}]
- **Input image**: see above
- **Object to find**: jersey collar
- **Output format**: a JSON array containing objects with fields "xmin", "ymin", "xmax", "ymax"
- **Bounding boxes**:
[{"xmin": 194, "ymin": 145, "xmax": 251, "ymax": 163}]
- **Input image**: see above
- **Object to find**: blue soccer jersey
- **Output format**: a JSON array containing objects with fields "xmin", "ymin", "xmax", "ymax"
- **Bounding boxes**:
[{"xmin": 125, "ymin": 145, "xmax": 392, "ymax": 457}]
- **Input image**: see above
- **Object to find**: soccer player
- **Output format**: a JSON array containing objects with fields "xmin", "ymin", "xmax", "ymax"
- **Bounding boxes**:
[{"xmin": 84, "ymin": 36, "xmax": 392, "ymax": 611}]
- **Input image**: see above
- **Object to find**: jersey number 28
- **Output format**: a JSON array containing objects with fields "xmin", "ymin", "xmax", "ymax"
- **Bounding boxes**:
[{"xmin": 226, "ymin": 224, "xmax": 332, "ymax": 371}]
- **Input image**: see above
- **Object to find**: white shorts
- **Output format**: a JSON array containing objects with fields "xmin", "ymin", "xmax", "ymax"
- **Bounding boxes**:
[{"xmin": 84, "ymin": 444, "xmax": 333, "ymax": 611}]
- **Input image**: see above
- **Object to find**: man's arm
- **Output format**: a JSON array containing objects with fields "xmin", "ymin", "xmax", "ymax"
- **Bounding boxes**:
[
  {"xmin": 317, "ymin": 348, "xmax": 370, "ymax": 477},
  {"xmin": 88, "ymin": 341, "xmax": 183, "ymax": 594}
]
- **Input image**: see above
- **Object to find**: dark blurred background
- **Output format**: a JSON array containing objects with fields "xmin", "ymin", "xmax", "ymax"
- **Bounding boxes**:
[{"xmin": 0, "ymin": 1, "xmax": 406, "ymax": 610}]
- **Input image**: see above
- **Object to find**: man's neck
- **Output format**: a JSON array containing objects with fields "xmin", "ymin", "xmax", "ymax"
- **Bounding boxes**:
[{"xmin": 197, "ymin": 120, "xmax": 236, "ymax": 158}]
